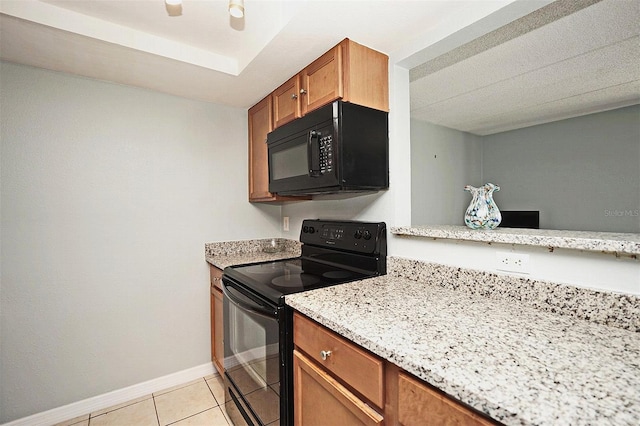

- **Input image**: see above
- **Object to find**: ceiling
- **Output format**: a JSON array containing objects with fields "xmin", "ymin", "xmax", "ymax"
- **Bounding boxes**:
[
  {"xmin": 409, "ymin": 0, "xmax": 640, "ymax": 135},
  {"xmin": 0, "ymin": 0, "xmax": 516, "ymax": 108},
  {"xmin": 1, "ymin": 0, "xmax": 637, "ymax": 136}
]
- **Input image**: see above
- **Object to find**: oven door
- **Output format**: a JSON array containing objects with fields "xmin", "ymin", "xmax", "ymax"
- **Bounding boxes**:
[
  {"xmin": 222, "ymin": 278, "xmax": 283, "ymax": 426},
  {"xmin": 267, "ymin": 120, "xmax": 339, "ymax": 195}
]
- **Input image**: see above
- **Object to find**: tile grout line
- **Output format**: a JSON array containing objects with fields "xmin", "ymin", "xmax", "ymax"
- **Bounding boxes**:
[
  {"xmin": 61, "ymin": 375, "xmax": 228, "ymax": 426},
  {"xmin": 205, "ymin": 375, "xmax": 231, "ymax": 425},
  {"xmin": 204, "ymin": 376, "xmax": 220, "ymax": 407},
  {"xmin": 164, "ymin": 407, "xmax": 221, "ymax": 426},
  {"xmin": 152, "ymin": 392, "xmax": 161, "ymax": 426},
  {"xmin": 162, "ymin": 376, "xmax": 226, "ymax": 426}
]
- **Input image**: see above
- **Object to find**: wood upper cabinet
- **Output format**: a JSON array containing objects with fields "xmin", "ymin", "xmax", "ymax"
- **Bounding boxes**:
[
  {"xmin": 299, "ymin": 44, "xmax": 343, "ymax": 116},
  {"xmin": 248, "ymin": 96, "xmax": 274, "ymax": 202},
  {"xmin": 248, "ymin": 95, "xmax": 309, "ymax": 202},
  {"xmin": 272, "ymin": 38, "xmax": 389, "ymax": 129},
  {"xmin": 209, "ymin": 265, "xmax": 224, "ymax": 375},
  {"xmin": 248, "ymin": 38, "xmax": 388, "ymax": 202},
  {"xmin": 273, "ymin": 74, "xmax": 301, "ymax": 128}
]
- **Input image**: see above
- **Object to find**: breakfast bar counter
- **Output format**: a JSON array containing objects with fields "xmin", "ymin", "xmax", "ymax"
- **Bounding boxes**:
[{"xmin": 285, "ymin": 258, "xmax": 640, "ymax": 425}]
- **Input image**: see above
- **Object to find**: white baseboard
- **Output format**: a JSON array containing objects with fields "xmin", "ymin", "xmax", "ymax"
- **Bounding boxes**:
[{"xmin": 2, "ymin": 363, "xmax": 217, "ymax": 426}]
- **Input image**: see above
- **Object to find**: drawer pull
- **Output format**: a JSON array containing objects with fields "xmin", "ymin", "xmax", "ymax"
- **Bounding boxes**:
[{"xmin": 320, "ymin": 350, "xmax": 332, "ymax": 360}]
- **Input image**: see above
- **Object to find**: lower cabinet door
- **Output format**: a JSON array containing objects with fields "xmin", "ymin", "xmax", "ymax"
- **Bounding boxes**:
[
  {"xmin": 293, "ymin": 350, "xmax": 383, "ymax": 426},
  {"xmin": 213, "ymin": 287, "xmax": 224, "ymax": 375},
  {"xmin": 398, "ymin": 372, "xmax": 494, "ymax": 426}
]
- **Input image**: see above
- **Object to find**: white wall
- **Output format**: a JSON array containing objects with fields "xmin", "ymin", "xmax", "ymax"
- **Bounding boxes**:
[
  {"xmin": 0, "ymin": 62, "xmax": 281, "ymax": 423},
  {"xmin": 410, "ymin": 105, "xmax": 640, "ymax": 233},
  {"xmin": 411, "ymin": 119, "xmax": 482, "ymax": 225},
  {"xmin": 482, "ymin": 105, "xmax": 640, "ymax": 233}
]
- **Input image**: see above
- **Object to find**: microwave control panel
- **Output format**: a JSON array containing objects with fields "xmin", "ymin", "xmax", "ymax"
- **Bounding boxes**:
[{"xmin": 319, "ymin": 134, "xmax": 333, "ymax": 174}]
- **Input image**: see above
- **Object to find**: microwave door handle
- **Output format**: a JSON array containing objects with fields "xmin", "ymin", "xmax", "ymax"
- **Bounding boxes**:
[{"xmin": 307, "ymin": 130, "xmax": 321, "ymax": 177}]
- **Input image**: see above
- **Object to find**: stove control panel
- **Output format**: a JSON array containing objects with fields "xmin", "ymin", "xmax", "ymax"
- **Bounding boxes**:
[{"xmin": 300, "ymin": 219, "xmax": 386, "ymax": 255}]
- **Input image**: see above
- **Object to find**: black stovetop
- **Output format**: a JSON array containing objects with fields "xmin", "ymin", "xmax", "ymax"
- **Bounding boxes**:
[
  {"xmin": 223, "ymin": 219, "xmax": 387, "ymax": 305},
  {"xmin": 223, "ymin": 257, "xmax": 372, "ymax": 305}
]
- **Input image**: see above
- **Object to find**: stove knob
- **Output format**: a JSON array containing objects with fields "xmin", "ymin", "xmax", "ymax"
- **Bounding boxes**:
[
  {"xmin": 308, "ymin": 226, "xmax": 315, "ymax": 234},
  {"xmin": 363, "ymin": 230, "xmax": 372, "ymax": 240},
  {"xmin": 354, "ymin": 230, "xmax": 363, "ymax": 239},
  {"xmin": 302, "ymin": 225, "xmax": 309, "ymax": 233}
]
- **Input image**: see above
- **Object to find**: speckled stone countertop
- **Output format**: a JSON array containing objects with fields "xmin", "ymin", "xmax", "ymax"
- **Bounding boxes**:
[
  {"xmin": 392, "ymin": 225, "xmax": 640, "ymax": 255},
  {"xmin": 205, "ymin": 238, "xmax": 300, "ymax": 269},
  {"xmin": 286, "ymin": 259, "xmax": 640, "ymax": 425}
]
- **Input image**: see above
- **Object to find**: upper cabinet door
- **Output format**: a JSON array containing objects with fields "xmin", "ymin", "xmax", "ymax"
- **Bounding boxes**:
[
  {"xmin": 248, "ymin": 95, "xmax": 310, "ymax": 203},
  {"xmin": 300, "ymin": 45, "xmax": 343, "ymax": 116},
  {"xmin": 248, "ymin": 96, "xmax": 274, "ymax": 201},
  {"xmin": 273, "ymin": 75, "xmax": 302, "ymax": 128}
]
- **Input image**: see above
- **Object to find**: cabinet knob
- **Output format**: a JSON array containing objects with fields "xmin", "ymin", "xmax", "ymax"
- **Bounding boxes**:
[
  {"xmin": 291, "ymin": 93, "xmax": 298, "ymax": 100},
  {"xmin": 300, "ymin": 88, "xmax": 307, "ymax": 95},
  {"xmin": 320, "ymin": 350, "xmax": 332, "ymax": 360}
]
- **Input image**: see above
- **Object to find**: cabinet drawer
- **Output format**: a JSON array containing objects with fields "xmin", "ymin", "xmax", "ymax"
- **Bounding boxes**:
[
  {"xmin": 294, "ymin": 349, "xmax": 383, "ymax": 426},
  {"xmin": 398, "ymin": 372, "xmax": 495, "ymax": 426},
  {"xmin": 293, "ymin": 312, "xmax": 384, "ymax": 408}
]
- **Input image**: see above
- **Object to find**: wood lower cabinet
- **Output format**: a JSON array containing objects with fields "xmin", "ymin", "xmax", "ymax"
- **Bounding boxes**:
[
  {"xmin": 397, "ymin": 372, "xmax": 494, "ymax": 426},
  {"xmin": 293, "ymin": 312, "xmax": 385, "ymax": 425},
  {"xmin": 209, "ymin": 265, "xmax": 224, "ymax": 375},
  {"xmin": 294, "ymin": 349, "xmax": 384, "ymax": 426},
  {"xmin": 293, "ymin": 311, "xmax": 498, "ymax": 426},
  {"xmin": 294, "ymin": 310, "xmax": 385, "ymax": 408}
]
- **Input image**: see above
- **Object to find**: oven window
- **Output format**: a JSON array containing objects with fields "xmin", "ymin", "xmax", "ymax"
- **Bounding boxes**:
[
  {"xmin": 225, "ymin": 297, "xmax": 281, "ymax": 425},
  {"xmin": 272, "ymin": 143, "xmax": 308, "ymax": 180}
]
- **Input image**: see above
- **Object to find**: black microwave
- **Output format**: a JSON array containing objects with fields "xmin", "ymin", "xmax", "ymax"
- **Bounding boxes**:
[{"xmin": 267, "ymin": 101, "xmax": 389, "ymax": 196}]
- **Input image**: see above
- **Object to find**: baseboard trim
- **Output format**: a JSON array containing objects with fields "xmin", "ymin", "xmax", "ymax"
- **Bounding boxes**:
[{"xmin": 2, "ymin": 363, "xmax": 217, "ymax": 426}]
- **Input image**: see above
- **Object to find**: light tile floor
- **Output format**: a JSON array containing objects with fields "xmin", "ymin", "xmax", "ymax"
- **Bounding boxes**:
[{"xmin": 55, "ymin": 374, "xmax": 231, "ymax": 426}]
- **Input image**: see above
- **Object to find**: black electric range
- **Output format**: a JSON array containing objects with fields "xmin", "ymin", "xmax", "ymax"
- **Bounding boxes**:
[{"xmin": 221, "ymin": 219, "xmax": 387, "ymax": 426}]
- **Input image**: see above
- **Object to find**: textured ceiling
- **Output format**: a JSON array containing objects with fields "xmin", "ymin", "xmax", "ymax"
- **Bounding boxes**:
[
  {"xmin": 409, "ymin": 0, "xmax": 640, "ymax": 135},
  {"xmin": 2, "ymin": 0, "xmax": 634, "ymax": 136},
  {"xmin": 0, "ymin": 0, "xmax": 514, "ymax": 108}
]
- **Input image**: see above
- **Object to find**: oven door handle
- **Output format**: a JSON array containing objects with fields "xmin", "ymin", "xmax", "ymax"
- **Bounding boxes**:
[{"xmin": 222, "ymin": 280, "xmax": 278, "ymax": 319}]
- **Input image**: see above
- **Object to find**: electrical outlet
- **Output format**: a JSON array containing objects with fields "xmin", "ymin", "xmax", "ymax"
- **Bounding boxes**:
[
  {"xmin": 283, "ymin": 216, "xmax": 289, "ymax": 231},
  {"xmin": 496, "ymin": 251, "xmax": 531, "ymax": 274}
]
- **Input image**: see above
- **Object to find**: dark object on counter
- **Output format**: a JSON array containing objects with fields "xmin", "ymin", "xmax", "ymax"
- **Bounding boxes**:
[
  {"xmin": 499, "ymin": 211, "xmax": 540, "ymax": 229},
  {"xmin": 222, "ymin": 219, "xmax": 387, "ymax": 426},
  {"xmin": 267, "ymin": 101, "xmax": 389, "ymax": 196}
]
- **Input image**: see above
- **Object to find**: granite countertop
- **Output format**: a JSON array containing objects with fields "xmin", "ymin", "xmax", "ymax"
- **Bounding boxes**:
[
  {"xmin": 391, "ymin": 225, "xmax": 640, "ymax": 255},
  {"xmin": 286, "ymin": 272, "xmax": 640, "ymax": 425},
  {"xmin": 205, "ymin": 238, "xmax": 301, "ymax": 270}
]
